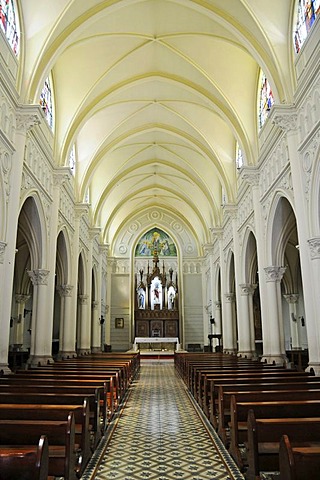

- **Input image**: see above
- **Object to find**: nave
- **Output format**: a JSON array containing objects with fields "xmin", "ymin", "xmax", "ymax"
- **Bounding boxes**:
[{"xmin": 82, "ymin": 360, "xmax": 244, "ymax": 480}]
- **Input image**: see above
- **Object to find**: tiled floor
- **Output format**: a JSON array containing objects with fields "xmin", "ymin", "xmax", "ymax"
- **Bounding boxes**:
[{"xmin": 82, "ymin": 360, "xmax": 244, "ymax": 480}]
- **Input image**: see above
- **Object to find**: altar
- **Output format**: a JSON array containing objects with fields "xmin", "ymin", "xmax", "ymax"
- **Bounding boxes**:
[{"xmin": 133, "ymin": 337, "xmax": 180, "ymax": 352}]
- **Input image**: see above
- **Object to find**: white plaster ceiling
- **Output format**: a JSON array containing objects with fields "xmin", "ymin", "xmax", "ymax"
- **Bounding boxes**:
[{"xmin": 19, "ymin": 0, "xmax": 296, "ymax": 255}]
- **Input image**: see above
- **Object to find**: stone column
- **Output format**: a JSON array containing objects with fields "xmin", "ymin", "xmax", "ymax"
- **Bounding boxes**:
[
  {"xmin": 91, "ymin": 301, "xmax": 100, "ymax": 353},
  {"xmin": 0, "ymin": 107, "xmax": 41, "ymax": 374},
  {"xmin": 306, "ymin": 238, "xmax": 320, "ymax": 374},
  {"xmin": 283, "ymin": 293, "xmax": 300, "ymax": 349},
  {"xmin": 57, "ymin": 284, "xmax": 75, "ymax": 358},
  {"xmin": 27, "ymin": 269, "xmax": 54, "ymax": 366},
  {"xmin": 78, "ymin": 294, "xmax": 90, "ymax": 355},
  {"xmin": 12, "ymin": 294, "xmax": 30, "ymax": 348},
  {"xmin": 104, "ymin": 259, "xmax": 113, "ymax": 347},
  {"xmin": 223, "ymin": 293, "xmax": 237, "ymax": 354},
  {"xmin": 261, "ymin": 266, "xmax": 286, "ymax": 365},
  {"xmin": 272, "ymin": 106, "xmax": 318, "ymax": 372},
  {"xmin": 239, "ymin": 284, "xmax": 257, "ymax": 358}
]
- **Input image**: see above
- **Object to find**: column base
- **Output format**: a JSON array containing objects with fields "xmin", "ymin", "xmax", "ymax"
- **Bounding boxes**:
[
  {"xmin": 223, "ymin": 348, "xmax": 237, "ymax": 355},
  {"xmin": 306, "ymin": 363, "xmax": 320, "ymax": 376},
  {"xmin": 58, "ymin": 350, "xmax": 77, "ymax": 360},
  {"xmin": 0, "ymin": 363, "xmax": 12, "ymax": 375},
  {"xmin": 260, "ymin": 354, "xmax": 287, "ymax": 366},
  {"xmin": 237, "ymin": 350, "xmax": 255, "ymax": 359},
  {"xmin": 27, "ymin": 355, "xmax": 54, "ymax": 367},
  {"xmin": 91, "ymin": 347, "xmax": 102, "ymax": 353},
  {"xmin": 77, "ymin": 348, "xmax": 91, "ymax": 356}
]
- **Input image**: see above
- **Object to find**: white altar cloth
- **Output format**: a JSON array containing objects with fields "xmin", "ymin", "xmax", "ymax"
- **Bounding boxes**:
[{"xmin": 133, "ymin": 337, "xmax": 180, "ymax": 351}]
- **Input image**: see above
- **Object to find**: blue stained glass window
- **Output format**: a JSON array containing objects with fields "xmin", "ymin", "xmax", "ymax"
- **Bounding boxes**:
[
  {"xmin": 69, "ymin": 144, "xmax": 76, "ymax": 174},
  {"xmin": 236, "ymin": 142, "xmax": 244, "ymax": 170},
  {"xmin": 258, "ymin": 72, "xmax": 274, "ymax": 131},
  {"xmin": 0, "ymin": 0, "xmax": 19, "ymax": 55},
  {"xmin": 294, "ymin": 0, "xmax": 320, "ymax": 53},
  {"xmin": 40, "ymin": 77, "xmax": 54, "ymax": 131}
]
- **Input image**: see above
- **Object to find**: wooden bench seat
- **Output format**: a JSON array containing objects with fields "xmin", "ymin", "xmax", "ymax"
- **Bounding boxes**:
[
  {"xmin": 0, "ymin": 400, "xmax": 91, "ymax": 475},
  {"xmin": 207, "ymin": 379, "xmax": 320, "ymax": 426},
  {"xmin": 0, "ymin": 391, "xmax": 102, "ymax": 448},
  {"xmin": 0, "ymin": 413, "xmax": 77, "ymax": 480},
  {"xmin": 279, "ymin": 434, "xmax": 320, "ymax": 480},
  {"xmin": 217, "ymin": 388, "xmax": 320, "ymax": 443},
  {"xmin": 229, "ymin": 397, "xmax": 320, "ymax": 469},
  {"xmin": 0, "ymin": 435, "xmax": 48, "ymax": 480},
  {"xmin": 246, "ymin": 409, "xmax": 320, "ymax": 480}
]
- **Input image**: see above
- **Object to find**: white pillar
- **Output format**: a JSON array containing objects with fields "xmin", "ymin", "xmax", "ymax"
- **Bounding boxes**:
[
  {"xmin": 223, "ymin": 293, "xmax": 237, "ymax": 354},
  {"xmin": 0, "ymin": 107, "xmax": 40, "ymax": 373},
  {"xmin": 261, "ymin": 266, "xmax": 286, "ymax": 365},
  {"xmin": 272, "ymin": 107, "xmax": 319, "ymax": 372},
  {"xmin": 78, "ymin": 294, "xmax": 90, "ymax": 355},
  {"xmin": 283, "ymin": 294, "xmax": 300, "ymax": 349},
  {"xmin": 13, "ymin": 294, "xmax": 30, "ymax": 348},
  {"xmin": 27, "ymin": 269, "xmax": 54, "ymax": 366},
  {"xmin": 91, "ymin": 300, "xmax": 101, "ymax": 353},
  {"xmin": 239, "ymin": 284, "xmax": 257, "ymax": 358},
  {"xmin": 57, "ymin": 284, "xmax": 75, "ymax": 358}
]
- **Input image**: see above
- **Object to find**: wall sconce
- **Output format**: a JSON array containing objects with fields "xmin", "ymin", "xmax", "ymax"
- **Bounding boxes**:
[
  {"xmin": 99, "ymin": 316, "xmax": 105, "ymax": 325},
  {"xmin": 210, "ymin": 317, "xmax": 215, "ymax": 324},
  {"xmin": 24, "ymin": 309, "xmax": 32, "ymax": 318}
]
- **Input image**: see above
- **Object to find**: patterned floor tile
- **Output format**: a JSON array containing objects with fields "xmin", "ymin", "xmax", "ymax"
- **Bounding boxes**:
[{"xmin": 82, "ymin": 361, "xmax": 244, "ymax": 480}]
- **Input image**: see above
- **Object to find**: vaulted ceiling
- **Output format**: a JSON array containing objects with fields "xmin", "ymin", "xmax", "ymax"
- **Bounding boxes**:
[{"xmin": 19, "ymin": 0, "xmax": 297, "ymax": 255}]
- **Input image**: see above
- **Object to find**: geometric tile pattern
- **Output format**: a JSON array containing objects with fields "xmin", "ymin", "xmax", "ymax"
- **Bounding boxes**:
[{"xmin": 82, "ymin": 360, "xmax": 245, "ymax": 480}]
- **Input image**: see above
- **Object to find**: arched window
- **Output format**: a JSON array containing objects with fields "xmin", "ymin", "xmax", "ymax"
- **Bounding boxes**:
[
  {"xmin": 39, "ymin": 77, "xmax": 54, "ymax": 131},
  {"xmin": 236, "ymin": 142, "xmax": 244, "ymax": 170},
  {"xmin": 258, "ymin": 71, "xmax": 274, "ymax": 131},
  {"xmin": 294, "ymin": 0, "xmax": 320, "ymax": 53},
  {"xmin": 69, "ymin": 144, "xmax": 76, "ymax": 174},
  {"xmin": 0, "ymin": 0, "xmax": 19, "ymax": 55}
]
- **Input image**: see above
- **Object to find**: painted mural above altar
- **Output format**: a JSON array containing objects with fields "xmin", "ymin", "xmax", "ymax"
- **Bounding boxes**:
[{"xmin": 135, "ymin": 228, "xmax": 177, "ymax": 257}]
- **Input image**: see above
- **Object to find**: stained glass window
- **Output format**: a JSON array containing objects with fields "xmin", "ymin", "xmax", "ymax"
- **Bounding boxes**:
[
  {"xmin": 0, "ymin": 0, "xmax": 19, "ymax": 55},
  {"xmin": 258, "ymin": 72, "xmax": 274, "ymax": 130},
  {"xmin": 39, "ymin": 77, "xmax": 54, "ymax": 131},
  {"xmin": 69, "ymin": 144, "xmax": 76, "ymax": 174},
  {"xmin": 294, "ymin": 0, "xmax": 320, "ymax": 53},
  {"xmin": 236, "ymin": 142, "xmax": 244, "ymax": 170}
]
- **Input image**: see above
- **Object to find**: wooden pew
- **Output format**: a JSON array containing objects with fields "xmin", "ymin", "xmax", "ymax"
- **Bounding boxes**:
[
  {"xmin": 0, "ymin": 391, "xmax": 101, "ymax": 448},
  {"xmin": 0, "ymin": 382, "xmax": 108, "ymax": 429},
  {"xmin": 0, "ymin": 400, "xmax": 91, "ymax": 476},
  {"xmin": 246, "ymin": 409, "xmax": 320, "ymax": 480},
  {"xmin": 209, "ymin": 379, "xmax": 320, "ymax": 427},
  {"xmin": 0, "ymin": 412, "xmax": 77, "ymax": 480},
  {"xmin": 279, "ymin": 434, "xmax": 320, "ymax": 480},
  {"xmin": 0, "ymin": 435, "xmax": 48, "ymax": 480},
  {"xmin": 203, "ymin": 371, "xmax": 314, "ymax": 419},
  {"xmin": 217, "ymin": 388, "xmax": 320, "ymax": 443},
  {"xmin": 229, "ymin": 396, "xmax": 320, "ymax": 469}
]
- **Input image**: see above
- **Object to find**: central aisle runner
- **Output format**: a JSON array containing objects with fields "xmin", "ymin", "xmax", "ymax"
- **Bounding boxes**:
[{"xmin": 83, "ymin": 361, "xmax": 244, "ymax": 480}]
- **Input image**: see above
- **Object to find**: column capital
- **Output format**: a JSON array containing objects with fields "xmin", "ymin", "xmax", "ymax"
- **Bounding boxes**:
[
  {"xmin": 99, "ymin": 243, "xmax": 109, "ymax": 256},
  {"xmin": 78, "ymin": 294, "xmax": 88, "ymax": 305},
  {"xmin": 308, "ymin": 237, "xmax": 320, "ymax": 259},
  {"xmin": 264, "ymin": 266, "xmax": 286, "ymax": 282},
  {"xmin": 57, "ymin": 284, "xmax": 73, "ymax": 297},
  {"xmin": 74, "ymin": 203, "xmax": 89, "ymax": 219},
  {"xmin": 203, "ymin": 243, "xmax": 215, "ymax": 255},
  {"xmin": 0, "ymin": 241, "xmax": 6, "ymax": 264},
  {"xmin": 53, "ymin": 167, "xmax": 71, "ymax": 187},
  {"xmin": 210, "ymin": 227, "xmax": 223, "ymax": 241},
  {"xmin": 239, "ymin": 166, "xmax": 260, "ymax": 186},
  {"xmin": 16, "ymin": 105, "xmax": 41, "ymax": 133},
  {"xmin": 89, "ymin": 227, "xmax": 101, "ymax": 241},
  {"xmin": 223, "ymin": 204, "xmax": 238, "ymax": 220},
  {"xmin": 283, "ymin": 293, "xmax": 299, "ymax": 304},
  {"xmin": 225, "ymin": 292, "xmax": 236, "ymax": 302},
  {"xmin": 239, "ymin": 283, "xmax": 257, "ymax": 295},
  {"xmin": 27, "ymin": 269, "xmax": 50, "ymax": 285},
  {"xmin": 15, "ymin": 294, "xmax": 30, "ymax": 304},
  {"xmin": 271, "ymin": 104, "xmax": 298, "ymax": 133}
]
